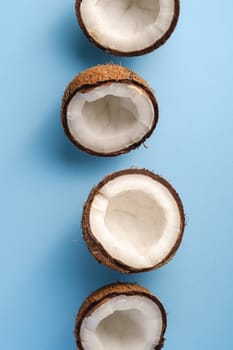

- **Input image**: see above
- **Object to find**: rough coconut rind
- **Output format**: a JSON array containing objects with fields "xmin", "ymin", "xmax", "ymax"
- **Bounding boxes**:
[
  {"xmin": 75, "ymin": 0, "xmax": 180, "ymax": 56},
  {"xmin": 61, "ymin": 64, "xmax": 158, "ymax": 156},
  {"xmin": 75, "ymin": 283, "xmax": 167, "ymax": 350},
  {"xmin": 82, "ymin": 169, "xmax": 185, "ymax": 273}
]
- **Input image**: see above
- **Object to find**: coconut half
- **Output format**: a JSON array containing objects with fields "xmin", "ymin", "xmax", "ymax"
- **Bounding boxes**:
[
  {"xmin": 82, "ymin": 169, "xmax": 185, "ymax": 273},
  {"xmin": 75, "ymin": 283, "xmax": 166, "ymax": 350},
  {"xmin": 75, "ymin": 0, "xmax": 180, "ymax": 56},
  {"xmin": 62, "ymin": 64, "xmax": 158, "ymax": 156}
]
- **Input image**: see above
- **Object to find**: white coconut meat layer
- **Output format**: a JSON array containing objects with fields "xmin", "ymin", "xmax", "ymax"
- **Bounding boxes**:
[
  {"xmin": 80, "ymin": 0, "xmax": 176, "ymax": 52},
  {"xmin": 90, "ymin": 174, "xmax": 181, "ymax": 269},
  {"xmin": 80, "ymin": 295, "xmax": 163, "ymax": 350},
  {"xmin": 67, "ymin": 83, "xmax": 154, "ymax": 153}
]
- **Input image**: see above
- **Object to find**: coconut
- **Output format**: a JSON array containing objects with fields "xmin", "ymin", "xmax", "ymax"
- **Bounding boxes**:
[
  {"xmin": 82, "ymin": 168, "xmax": 185, "ymax": 273},
  {"xmin": 62, "ymin": 64, "xmax": 158, "ymax": 156},
  {"xmin": 75, "ymin": 0, "xmax": 180, "ymax": 56},
  {"xmin": 75, "ymin": 283, "xmax": 166, "ymax": 350}
]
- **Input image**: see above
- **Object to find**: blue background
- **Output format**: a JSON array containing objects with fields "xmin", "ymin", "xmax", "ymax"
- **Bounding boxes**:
[{"xmin": 1, "ymin": 1, "xmax": 233, "ymax": 349}]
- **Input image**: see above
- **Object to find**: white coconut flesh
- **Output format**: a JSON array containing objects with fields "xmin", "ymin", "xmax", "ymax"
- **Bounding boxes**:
[
  {"xmin": 89, "ymin": 174, "xmax": 181, "ymax": 269},
  {"xmin": 67, "ymin": 83, "xmax": 154, "ymax": 153},
  {"xmin": 80, "ymin": 295, "xmax": 163, "ymax": 350},
  {"xmin": 80, "ymin": 0, "xmax": 176, "ymax": 52}
]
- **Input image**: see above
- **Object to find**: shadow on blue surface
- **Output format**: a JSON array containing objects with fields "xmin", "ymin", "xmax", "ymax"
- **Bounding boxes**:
[
  {"xmin": 41, "ymin": 224, "xmax": 126, "ymax": 303},
  {"xmin": 29, "ymin": 105, "xmax": 125, "ymax": 177},
  {"xmin": 52, "ymin": 8, "xmax": 118, "ymax": 68},
  {"xmin": 32, "ymin": 221, "xmax": 148, "ymax": 349},
  {"xmin": 41, "ymin": 221, "xmax": 159, "ymax": 310}
]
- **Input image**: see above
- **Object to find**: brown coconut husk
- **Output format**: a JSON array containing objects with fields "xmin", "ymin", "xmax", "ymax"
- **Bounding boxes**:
[
  {"xmin": 75, "ymin": 283, "xmax": 167, "ymax": 350},
  {"xmin": 82, "ymin": 168, "xmax": 185, "ymax": 273},
  {"xmin": 75, "ymin": 0, "xmax": 180, "ymax": 56},
  {"xmin": 61, "ymin": 64, "xmax": 159, "ymax": 156}
]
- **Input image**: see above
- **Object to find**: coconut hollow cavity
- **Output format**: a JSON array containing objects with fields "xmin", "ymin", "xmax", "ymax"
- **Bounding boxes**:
[
  {"xmin": 82, "ymin": 169, "xmax": 185, "ymax": 273},
  {"xmin": 62, "ymin": 64, "xmax": 158, "ymax": 156},
  {"xmin": 76, "ymin": 0, "xmax": 180, "ymax": 56},
  {"xmin": 75, "ymin": 283, "xmax": 166, "ymax": 350}
]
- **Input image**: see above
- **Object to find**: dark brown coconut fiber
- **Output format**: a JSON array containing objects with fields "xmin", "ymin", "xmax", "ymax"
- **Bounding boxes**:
[
  {"xmin": 61, "ymin": 64, "xmax": 159, "ymax": 156},
  {"xmin": 75, "ymin": 0, "xmax": 180, "ymax": 56},
  {"xmin": 75, "ymin": 283, "xmax": 167, "ymax": 350},
  {"xmin": 82, "ymin": 168, "xmax": 185, "ymax": 273}
]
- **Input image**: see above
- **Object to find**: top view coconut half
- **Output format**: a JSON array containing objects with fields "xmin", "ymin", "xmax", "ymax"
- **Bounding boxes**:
[
  {"xmin": 61, "ymin": 1, "xmax": 184, "ymax": 349},
  {"xmin": 76, "ymin": 0, "xmax": 180, "ymax": 56}
]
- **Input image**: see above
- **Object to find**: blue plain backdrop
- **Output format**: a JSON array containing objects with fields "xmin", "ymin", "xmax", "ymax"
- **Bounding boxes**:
[{"xmin": 0, "ymin": 1, "xmax": 233, "ymax": 349}]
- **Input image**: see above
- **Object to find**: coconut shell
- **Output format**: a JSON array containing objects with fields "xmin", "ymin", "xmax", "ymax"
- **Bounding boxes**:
[
  {"xmin": 75, "ymin": 283, "xmax": 167, "ymax": 350},
  {"xmin": 61, "ymin": 64, "xmax": 159, "ymax": 156},
  {"xmin": 82, "ymin": 168, "xmax": 185, "ymax": 273},
  {"xmin": 75, "ymin": 0, "xmax": 180, "ymax": 56}
]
